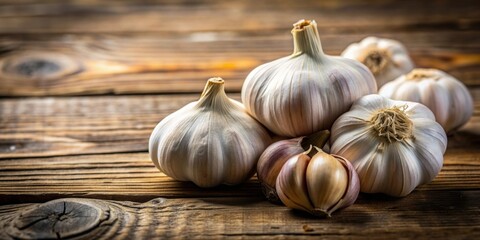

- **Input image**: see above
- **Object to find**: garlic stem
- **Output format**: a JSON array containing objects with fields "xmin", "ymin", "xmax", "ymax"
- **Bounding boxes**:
[
  {"xmin": 370, "ymin": 105, "xmax": 413, "ymax": 143},
  {"xmin": 198, "ymin": 77, "xmax": 229, "ymax": 107},
  {"xmin": 300, "ymin": 130, "xmax": 330, "ymax": 152},
  {"xmin": 292, "ymin": 19, "xmax": 324, "ymax": 57}
]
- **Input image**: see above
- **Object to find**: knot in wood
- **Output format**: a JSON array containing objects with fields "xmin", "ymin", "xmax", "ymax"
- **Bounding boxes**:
[
  {"xmin": 8, "ymin": 198, "xmax": 111, "ymax": 239},
  {"xmin": 15, "ymin": 59, "xmax": 60, "ymax": 77},
  {"xmin": 1, "ymin": 52, "xmax": 83, "ymax": 81}
]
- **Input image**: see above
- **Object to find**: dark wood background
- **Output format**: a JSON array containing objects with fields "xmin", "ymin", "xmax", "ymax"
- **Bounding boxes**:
[{"xmin": 0, "ymin": 0, "xmax": 479, "ymax": 238}]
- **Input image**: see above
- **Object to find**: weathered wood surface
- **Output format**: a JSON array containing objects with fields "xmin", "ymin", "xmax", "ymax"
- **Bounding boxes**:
[
  {"xmin": 1, "ymin": 0, "xmax": 480, "ymax": 238},
  {"xmin": 0, "ymin": 193, "xmax": 479, "ymax": 239},
  {"xmin": 0, "ymin": 147, "xmax": 479, "ymax": 204},
  {"xmin": 1, "ymin": 90, "xmax": 479, "ymax": 159},
  {"xmin": 0, "ymin": 0, "xmax": 478, "ymax": 34},
  {"xmin": 0, "ymin": 0, "xmax": 479, "ymax": 96},
  {"xmin": 0, "ymin": 31, "xmax": 478, "ymax": 96}
]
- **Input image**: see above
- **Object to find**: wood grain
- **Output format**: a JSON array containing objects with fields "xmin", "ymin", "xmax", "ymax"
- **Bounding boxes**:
[
  {"xmin": 0, "ymin": 31, "xmax": 479, "ymax": 96},
  {"xmin": 0, "ymin": 144, "xmax": 478, "ymax": 204},
  {"xmin": 0, "ymin": 0, "xmax": 479, "ymax": 96},
  {"xmin": 0, "ymin": 1, "xmax": 479, "ymax": 238},
  {"xmin": 0, "ymin": 0, "xmax": 478, "ymax": 34},
  {"xmin": 1, "ymin": 89, "xmax": 480, "ymax": 159},
  {"xmin": 0, "ymin": 193, "xmax": 479, "ymax": 239}
]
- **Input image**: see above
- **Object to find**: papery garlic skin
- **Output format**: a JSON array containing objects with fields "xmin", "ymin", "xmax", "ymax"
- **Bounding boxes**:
[
  {"xmin": 342, "ymin": 37, "xmax": 414, "ymax": 88},
  {"xmin": 149, "ymin": 77, "xmax": 271, "ymax": 188},
  {"xmin": 242, "ymin": 19, "xmax": 377, "ymax": 137},
  {"xmin": 257, "ymin": 137, "xmax": 304, "ymax": 201},
  {"xmin": 257, "ymin": 130, "xmax": 330, "ymax": 202},
  {"xmin": 330, "ymin": 94, "xmax": 447, "ymax": 197},
  {"xmin": 379, "ymin": 68, "xmax": 474, "ymax": 134},
  {"xmin": 275, "ymin": 147, "xmax": 360, "ymax": 217}
]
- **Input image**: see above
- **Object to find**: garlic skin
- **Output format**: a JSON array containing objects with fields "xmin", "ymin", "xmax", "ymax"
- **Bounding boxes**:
[
  {"xmin": 242, "ymin": 19, "xmax": 377, "ymax": 137},
  {"xmin": 257, "ymin": 130, "xmax": 330, "ymax": 202},
  {"xmin": 149, "ymin": 77, "xmax": 271, "ymax": 188},
  {"xmin": 276, "ymin": 147, "xmax": 360, "ymax": 217},
  {"xmin": 379, "ymin": 68, "xmax": 474, "ymax": 134},
  {"xmin": 342, "ymin": 37, "xmax": 414, "ymax": 88},
  {"xmin": 330, "ymin": 94, "xmax": 447, "ymax": 197}
]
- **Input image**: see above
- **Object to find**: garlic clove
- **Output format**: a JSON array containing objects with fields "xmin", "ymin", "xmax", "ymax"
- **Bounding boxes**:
[
  {"xmin": 276, "ymin": 152, "xmax": 314, "ymax": 212},
  {"xmin": 257, "ymin": 130, "xmax": 330, "ymax": 202},
  {"xmin": 330, "ymin": 155, "xmax": 360, "ymax": 211},
  {"xmin": 256, "ymin": 138, "xmax": 304, "ymax": 201},
  {"xmin": 306, "ymin": 148, "xmax": 347, "ymax": 213},
  {"xmin": 275, "ymin": 145, "xmax": 360, "ymax": 217}
]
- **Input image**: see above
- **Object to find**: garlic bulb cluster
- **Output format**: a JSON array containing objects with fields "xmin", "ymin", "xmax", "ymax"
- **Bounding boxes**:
[
  {"xmin": 149, "ymin": 77, "xmax": 271, "ymax": 188},
  {"xmin": 242, "ymin": 19, "xmax": 377, "ymax": 137},
  {"xmin": 276, "ymin": 146, "xmax": 360, "ymax": 217},
  {"xmin": 257, "ymin": 130, "xmax": 330, "ymax": 202},
  {"xmin": 342, "ymin": 37, "xmax": 414, "ymax": 88},
  {"xmin": 331, "ymin": 94, "xmax": 447, "ymax": 197},
  {"xmin": 379, "ymin": 68, "xmax": 473, "ymax": 134}
]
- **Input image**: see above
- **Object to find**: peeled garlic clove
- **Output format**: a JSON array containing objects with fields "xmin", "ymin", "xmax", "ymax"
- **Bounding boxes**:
[
  {"xmin": 276, "ymin": 147, "xmax": 360, "ymax": 217},
  {"xmin": 342, "ymin": 36, "xmax": 414, "ymax": 88},
  {"xmin": 149, "ymin": 77, "xmax": 271, "ymax": 188},
  {"xmin": 379, "ymin": 68, "xmax": 474, "ymax": 134},
  {"xmin": 331, "ymin": 94, "xmax": 447, "ymax": 197},
  {"xmin": 242, "ymin": 19, "xmax": 377, "ymax": 137},
  {"xmin": 257, "ymin": 130, "xmax": 330, "ymax": 202}
]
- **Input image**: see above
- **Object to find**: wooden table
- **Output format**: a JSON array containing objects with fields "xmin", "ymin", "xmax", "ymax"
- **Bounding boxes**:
[{"xmin": 1, "ymin": 0, "xmax": 479, "ymax": 238}]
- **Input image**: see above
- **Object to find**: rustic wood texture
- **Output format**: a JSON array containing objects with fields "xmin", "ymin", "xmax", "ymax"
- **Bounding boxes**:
[
  {"xmin": 0, "ymin": 31, "xmax": 478, "ymax": 96},
  {"xmin": 0, "ymin": 147, "xmax": 479, "ymax": 204},
  {"xmin": 1, "ymin": 0, "xmax": 480, "ymax": 238},
  {"xmin": 0, "ymin": 193, "xmax": 479, "ymax": 239},
  {"xmin": 0, "ymin": 0, "xmax": 479, "ymax": 96},
  {"xmin": 1, "ymin": 90, "xmax": 479, "ymax": 159}
]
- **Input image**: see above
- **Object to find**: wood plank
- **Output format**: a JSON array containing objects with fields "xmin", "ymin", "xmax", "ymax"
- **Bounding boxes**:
[
  {"xmin": 0, "ymin": 192, "xmax": 479, "ymax": 239},
  {"xmin": 0, "ymin": 143, "xmax": 478, "ymax": 204},
  {"xmin": 0, "ymin": 31, "xmax": 479, "ymax": 96},
  {"xmin": 1, "ymin": 89, "xmax": 480, "ymax": 159},
  {"xmin": 0, "ymin": 94, "xmax": 199, "ymax": 158},
  {"xmin": 0, "ymin": 0, "xmax": 478, "ymax": 34}
]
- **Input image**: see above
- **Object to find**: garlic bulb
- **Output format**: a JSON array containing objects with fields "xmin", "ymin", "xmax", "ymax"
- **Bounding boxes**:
[
  {"xmin": 276, "ymin": 146, "xmax": 360, "ymax": 217},
  {"xmin": 242, "ymin": 19, "xmax": 377, "ymax": 137},
  {"xmin": 149, "ymin": 77, "xmax": 271, "ymax": 188},
  {"xmin": 257, "ymin": 130, "xmax": 330, "ymax": 202},
  {"xmin": 379, "ymin": 68, "xmax": 473, "ymax": 134},
  {"xmin": 342, "ymin": 37, "xmax": 414, "ymax": 88},
  {"xmin": 330, "ymin": 94, "xmax": 447, "ymax": 197}
]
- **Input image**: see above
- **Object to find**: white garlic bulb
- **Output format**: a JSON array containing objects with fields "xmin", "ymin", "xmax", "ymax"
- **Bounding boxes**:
[
  {"xmin": 276, "ymin": 146, "xmax": 360, "ymax": 217},
  {"xmin": 242, "ymin": 19, "xmax": 377, "ymax": 137},
  {"xmin": 149, "ymin": 77, "xmax": 271, "ymax": 188},
  {"xmin": 379, "ymin": 68, "xmax": 474, "ymax": 134},
  {"xmin": 342, "ymin": 36, "xmax": 414, "ymax": 88},
  {"xmin": 330, "ymin": 94, "xmax": 447, "ymax": 197}
]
